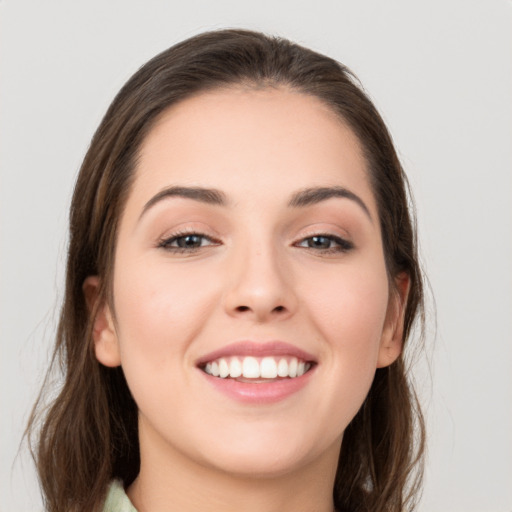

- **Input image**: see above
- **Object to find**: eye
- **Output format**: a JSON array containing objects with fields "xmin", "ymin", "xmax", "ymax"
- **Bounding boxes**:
[
  {"xmin": 158, "ymin": 232, "xmax": 219, "ymax": 252},
  {"xmin": 296, "ymin": 234, "xmax": 353, "ymax": 253}
]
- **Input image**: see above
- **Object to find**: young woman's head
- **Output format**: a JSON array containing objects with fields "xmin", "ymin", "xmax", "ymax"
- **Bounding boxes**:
[{"xmin": 31, "ymin": 29, "xmax": 425, "ymax": 512}]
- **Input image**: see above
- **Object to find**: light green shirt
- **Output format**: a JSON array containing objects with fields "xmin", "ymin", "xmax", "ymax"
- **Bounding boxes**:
[{"xmin": 103, "ymin": 480, "xmax": 138, "ymax": 512}]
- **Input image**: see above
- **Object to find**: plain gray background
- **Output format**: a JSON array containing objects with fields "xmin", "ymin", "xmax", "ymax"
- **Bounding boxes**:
[{"xmin": 1, "ymin": 1, "xmax": 511, "ymax": 511}]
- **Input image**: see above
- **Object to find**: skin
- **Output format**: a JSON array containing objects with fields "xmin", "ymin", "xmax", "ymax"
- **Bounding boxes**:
[{"xmin": 85, "ymin": 87, "xmax": 407, "ymax": 512}]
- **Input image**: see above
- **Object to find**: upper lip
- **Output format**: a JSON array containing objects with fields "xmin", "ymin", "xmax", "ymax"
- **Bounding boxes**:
[{"xmin": 196, "ymin": 341, "xmax": 317, "ymax": 366}]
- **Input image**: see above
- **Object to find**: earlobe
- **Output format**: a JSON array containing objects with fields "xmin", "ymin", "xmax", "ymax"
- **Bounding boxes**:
[
  {"xmin": 83, "ymin": 276, "xmax": 121, "ymax": 368},
  {"xmin": 377, "ymin": 273, "xmax": 410, "ymax": 369}
]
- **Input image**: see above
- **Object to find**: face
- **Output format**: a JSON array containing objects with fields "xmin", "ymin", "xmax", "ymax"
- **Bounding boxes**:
[{"xmin": 89, "ymin": 87, "xmax": 405, "ymax": 479}]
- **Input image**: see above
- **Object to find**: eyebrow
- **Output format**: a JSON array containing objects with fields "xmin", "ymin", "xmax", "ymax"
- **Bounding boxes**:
[
  {"xmin": 139, "ymin": 184, "xmax": 372, "ymax": 222},
  {"xmin": 288, "ymin": 186, "xmax": 372, "ymax": 221},
  {"xmin": 140, "ymin": 186, "xmax": 227, "ymax": 220}
]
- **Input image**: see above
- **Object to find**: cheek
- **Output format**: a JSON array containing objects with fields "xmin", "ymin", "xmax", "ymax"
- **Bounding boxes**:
[
  {"xmin": 109, "ymin": 257, "xmax": 221, "ymax": 430},
  {"xmin": 111, "ymin": 256, "xmax": 218, "ymax": 378},
  {"xmin": 309, "ymin": 260, "xmax": 389, "ymax": 338},
  {"xmin": 306, "ymin": 263, "xmax": 389, "ymax": 389}
]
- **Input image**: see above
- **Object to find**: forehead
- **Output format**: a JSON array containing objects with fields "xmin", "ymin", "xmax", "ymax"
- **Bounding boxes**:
[{"xmin": 131, "ymin": 86, "xmax": 376, "ymax": 216}]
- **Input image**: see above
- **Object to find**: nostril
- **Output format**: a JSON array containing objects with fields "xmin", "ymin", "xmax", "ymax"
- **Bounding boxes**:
[{"xmin": 231, "ymin": 304, "xmax": 288, "ymax": 316}]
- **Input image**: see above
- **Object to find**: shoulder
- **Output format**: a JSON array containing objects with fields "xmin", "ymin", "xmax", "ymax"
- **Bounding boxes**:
[{"xmin": 102, "ymin": 480, "xmax": 138, "ymax": 512}]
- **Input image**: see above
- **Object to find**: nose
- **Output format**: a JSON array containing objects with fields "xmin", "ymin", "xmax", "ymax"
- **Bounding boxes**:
[{"xmin": 223, "ymin": 243, "xmax": 297, "ymax": 322}]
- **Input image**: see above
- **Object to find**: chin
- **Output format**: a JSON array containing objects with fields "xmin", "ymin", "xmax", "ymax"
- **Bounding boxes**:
[
  {"xmin": 192, "ymin": 424, "xmax": 341, "ymax": 479},
  {"xmin": 204, "ymin": 446, "xmax": 315, "ymax": 479}
]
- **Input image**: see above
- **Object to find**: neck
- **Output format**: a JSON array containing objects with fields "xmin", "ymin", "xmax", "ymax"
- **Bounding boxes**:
[{"xmin": 128, "ymin": 421, "xmax": 340, "ymax": 512}]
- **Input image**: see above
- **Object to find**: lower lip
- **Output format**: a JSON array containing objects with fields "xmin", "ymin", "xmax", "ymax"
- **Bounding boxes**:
[{"xmin": 200, "ymin": 367, "xmax": 315, "ymax": 404}]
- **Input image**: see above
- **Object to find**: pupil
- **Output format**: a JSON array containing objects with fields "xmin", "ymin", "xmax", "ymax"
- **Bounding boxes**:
[
  {"xmin": 179, "ymin": 235, "xmax": 201, "ymax": 248},
  {"xmin": 310, "ymin": 236, "xmax": 329, "ymax": 248}
]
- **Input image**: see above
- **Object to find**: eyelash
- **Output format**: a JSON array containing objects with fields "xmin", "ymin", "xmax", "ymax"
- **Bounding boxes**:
[
  {"xmin": 294, "ymin": 234, "xmax": 354, "ymax": 254},
  {"xmin": 157, "ymin": 231, "xmax": 220, "ymax": 253},
  {"xmin": 158, "ymin": 231, "xmax": 353, "ymax": 255}
]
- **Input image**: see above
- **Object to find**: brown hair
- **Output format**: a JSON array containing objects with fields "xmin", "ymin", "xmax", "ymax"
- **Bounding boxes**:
[{"xmin": 28, "ymin": 29, "xmax": 425, "ymax": 512}]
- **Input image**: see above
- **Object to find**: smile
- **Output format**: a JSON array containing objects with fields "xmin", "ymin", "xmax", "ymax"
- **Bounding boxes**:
[
  {"xmin": 196, "ymin": 341, "xmax": 317, "ymax": 403},
  {"xmin": 202, "ymin": 356, "xmax": 313, "ymax": 380}
]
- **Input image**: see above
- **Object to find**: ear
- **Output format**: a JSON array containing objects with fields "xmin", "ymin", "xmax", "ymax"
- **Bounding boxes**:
[
  {"xmin": 83, "ymin": 276, "xmax": 121, "ymax": 367},
  {"xmin": 377, "ymin": 272, "xmax": 410, "ymax": 368}
]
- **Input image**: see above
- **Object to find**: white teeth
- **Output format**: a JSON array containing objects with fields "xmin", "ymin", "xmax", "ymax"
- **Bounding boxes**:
[
  {"xmin": 229, "ymin": 357, "xmax": 242, "ymax": 378},
  {"xmin": 203, "ymin": 355, "xmax": 312, "ymax": 380},
  {"xmin": 277, "ymin": 358, "xmax": 288, "ymax": 377},
  {"xmin": 260, "ymin": 357, "xmax": 278, "ymax": 378},
  {"xmin": 219, "ymin": 358, "xmax": 229, "ymax": 378},
  {"xmin": 242, "ymin": 356, "xmax": 260, "ymax": 378},
  {"xmin": 289, "ymin": 358, "xmax": 298, "ymax": 378}
]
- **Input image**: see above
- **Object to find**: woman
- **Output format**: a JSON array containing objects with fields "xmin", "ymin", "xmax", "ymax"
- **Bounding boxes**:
[{"xmin": 28, "ymin": 29, "xmax": 425, "ymax": 512}]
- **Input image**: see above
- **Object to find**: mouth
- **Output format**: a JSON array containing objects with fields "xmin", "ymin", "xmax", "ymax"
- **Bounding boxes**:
[
  {"xmin": 196, "ymin": 341, "xmax": 317, "ymax": 401},
  {"xmin": 200, "ymin": 355, "xmax": 314, "ymax": 381}
]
